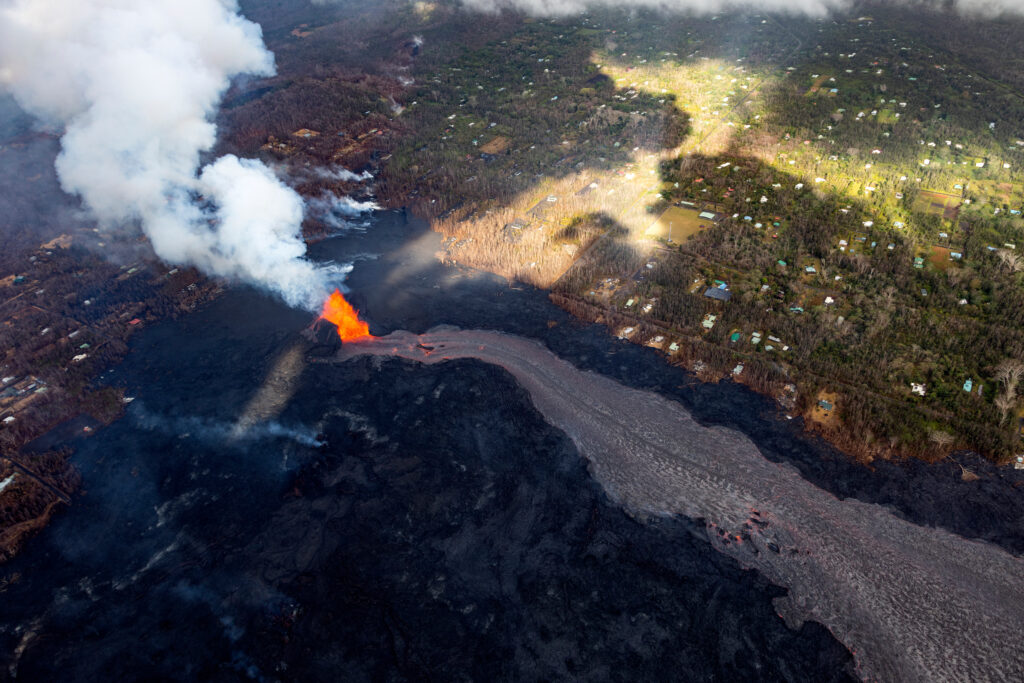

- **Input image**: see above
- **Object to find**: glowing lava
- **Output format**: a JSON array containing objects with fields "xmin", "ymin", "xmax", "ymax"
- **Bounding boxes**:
[{"xmin": 320, "ymin": 289, "xmax": 372, "ymax": 341}]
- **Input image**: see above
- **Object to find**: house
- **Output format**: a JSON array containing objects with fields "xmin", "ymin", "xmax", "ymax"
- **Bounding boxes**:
[
  {"xmin": 914, "ymin": 257, "xmax": 925, "ymax": 269},
  {"xmin": 2, "ymin": 416, "xmax": 14, "ymax": 425},
  {"xmin": 818, "ymin": 399, "xmax": 834, "ymax": 411},
  {"xmin": 911, "ymin": 382, "xmax": 927, "ymax": 396},
  {"xmin": 733, "ymin": 364, "xmax": 744, "ymax": 376},
  {"xmin": 703, "ymin": 287, "xmax": 732, "ymax": 302},
  {"xmin": 963, "ymin": 379, "xmax": 973, "ymax": 392},
  {"xmin": 702, "ymin": 314, "xmax": 717, "ymax": 330},
  {"xmin": 804, "ymin": 265, "xmax": 817, "ymax": 274}
]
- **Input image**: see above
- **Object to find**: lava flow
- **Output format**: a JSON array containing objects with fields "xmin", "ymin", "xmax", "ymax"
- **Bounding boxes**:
[{"xmin": 320, "ymin": 289, "xmax": 372, "ymax": 341}]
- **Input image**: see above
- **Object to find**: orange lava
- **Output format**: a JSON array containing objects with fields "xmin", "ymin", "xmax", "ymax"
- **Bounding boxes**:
[{"xmin": 320, "ymin": 289, "xmax": 372, "ymax": 341}]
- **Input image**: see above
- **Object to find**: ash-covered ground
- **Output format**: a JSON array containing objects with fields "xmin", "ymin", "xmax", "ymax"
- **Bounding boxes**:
[{"xmin": 0, "ymin": 211, "xmax": 1021, "ymax": 680}]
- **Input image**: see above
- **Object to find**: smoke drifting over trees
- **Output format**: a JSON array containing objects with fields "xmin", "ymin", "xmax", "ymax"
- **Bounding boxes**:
[
  {"xmin": 459, "ymin": 0, "xmax": 1024, "ymax": 17},
  {"xmin": 0, "ymin": 0, "xmax": 339, "ymax": 311}
]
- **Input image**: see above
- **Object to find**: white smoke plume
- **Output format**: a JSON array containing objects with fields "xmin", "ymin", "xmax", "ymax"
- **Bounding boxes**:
[
  {"xmin": 312, "ymin": 166, "xmax": 374, "ymax": 183},
  {"xmin": 459, "ymin": 0, "xmax": 1024, "ymax": 17},
  {"xmin": 132, "ymin": 403, "xmax": 327, "ymax": 449},
  {"xmin": 307, "ymin": 193, "xmax": 381, "ymax": 231},
  {"xmin": 0, "ymin": 0, "xmax": 337, "ymax": 311}
]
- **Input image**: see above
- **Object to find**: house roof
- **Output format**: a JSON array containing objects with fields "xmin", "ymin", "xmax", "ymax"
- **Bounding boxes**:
[{"xmin": 704, "ymin": 287, "xmax": 732, "ymax": 302}]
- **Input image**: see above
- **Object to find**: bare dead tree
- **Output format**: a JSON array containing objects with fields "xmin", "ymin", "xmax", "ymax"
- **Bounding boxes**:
[
  {"xmin": 996, "ymin": 249, "xmax": 1023, "ymax": 274},
  {"xmin": 993, "ymin": 359, "xmax": 1024, "ymax": 423},
  {"xmin": 928, "ymin": 429, "xmax": 956, "ymax": 451}
]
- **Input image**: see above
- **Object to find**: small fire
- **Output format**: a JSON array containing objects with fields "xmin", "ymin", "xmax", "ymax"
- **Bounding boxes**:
[{"xmin": 320, "ymin": 289, "xmax": 372, "ymax": 341}]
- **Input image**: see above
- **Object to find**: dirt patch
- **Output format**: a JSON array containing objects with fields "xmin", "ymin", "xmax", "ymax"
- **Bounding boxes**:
[
  {"xmin": 810, "ymin": 390, "xmax": 840, "ymax": 427},
  {"xmin": 929, "ymin": 245, "xmax": 956, "ymax": 271},
  {"xmin": 39, "ymin": 235, "xmax": 72, "ymax": 251},
  {"xmin": 645, "ymin": 206, "xmax": 713, "ymax": 243},
  {"xmin": 480, "ymin": 136, "xmax": 511, "ymax": 155}
]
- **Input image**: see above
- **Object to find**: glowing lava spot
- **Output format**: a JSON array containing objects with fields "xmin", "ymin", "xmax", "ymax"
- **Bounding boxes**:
[{"xmin": 320, "ymin": 289, "xmax": 372, "ymax": 341}]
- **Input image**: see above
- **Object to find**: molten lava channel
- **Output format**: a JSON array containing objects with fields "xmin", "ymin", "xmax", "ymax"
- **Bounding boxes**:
[{"xmin": 320, "ymin": 289, "xmax": 372, "ymax": 341}]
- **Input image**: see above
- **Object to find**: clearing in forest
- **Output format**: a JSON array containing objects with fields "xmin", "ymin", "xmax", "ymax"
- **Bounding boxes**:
[
  {"xmin": 646, "ymin": 206, "xmax": 714, "ymax": 243},
  {"xmin": 913, "ymin": 189, "xmax": 961, "ymax": 221},
  {"xmin": 480, "ymin": 136, "xmax": 511, "ymax": 155}
]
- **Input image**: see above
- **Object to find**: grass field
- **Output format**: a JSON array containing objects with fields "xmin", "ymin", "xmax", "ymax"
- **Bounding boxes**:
[
  {"xmin": 914, "ymin": 190, "xmax": 961, "ymax": 221},
  {"xmin": 810, "ymin": 390, "xmax": 840, "ymax": 427},
  {"xmin": 877, "ymin": 108, "xmax": 898, "ymax": 124},
  {"xmin": 645, "ymin": 206, "xmax": 713, "ymax": 243},
  {"xmin": 805, "ymin": 74, "xmax": 829, "ymax": 95},
  {"xmin": 929, "ymin": 245, "xmax": 957, "ymax": 271},
  {"xmin": 972, "ymin": 180, "xmax": 1023, "ymax": 207}
]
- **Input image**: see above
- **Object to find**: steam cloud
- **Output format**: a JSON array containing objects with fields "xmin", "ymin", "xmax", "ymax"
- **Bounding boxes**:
[
  {"xmin": 308, "ymin": 193, "xmax": 381, "ymax": 231},
  {"xmin": 460, "ymin": 0, "xmax": 1024, "ymax": 17},
  {"xmin": 0, "ymin": 0, "xmax": 338, "ymax": 311}
]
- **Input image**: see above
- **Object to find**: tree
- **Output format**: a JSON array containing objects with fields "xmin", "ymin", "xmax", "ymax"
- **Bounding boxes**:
[
  {"xmin": 928, "ymin": 430, "xmax": 956, "ymax": 451},
  {"xmin": 996, "ymin": 249, "xmax": 1023, "ymax": 274},
  {"xmin": 993, "ymin": 359, "xmax": 1024, "ymax": 423}
]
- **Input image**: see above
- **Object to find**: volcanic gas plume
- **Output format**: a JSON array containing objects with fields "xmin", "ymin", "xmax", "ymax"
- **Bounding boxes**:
[
  {"xmin": 0, "ymin": 0, "xmax": 348, "ymax": 311},
  {"xmin": 320, "ymin": 289, "xmax": 372, "ymax": 341}
]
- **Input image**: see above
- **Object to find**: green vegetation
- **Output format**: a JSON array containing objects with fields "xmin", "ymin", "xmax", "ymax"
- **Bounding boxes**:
[{"xmin": 377, "ymin": 7, "xmax": 1024, "ymax": 463}]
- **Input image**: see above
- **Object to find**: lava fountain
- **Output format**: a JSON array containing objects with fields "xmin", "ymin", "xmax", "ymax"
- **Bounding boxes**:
[{"xmin": 320, "ymin": 289, "xmax": 372, "ymax": 341}]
